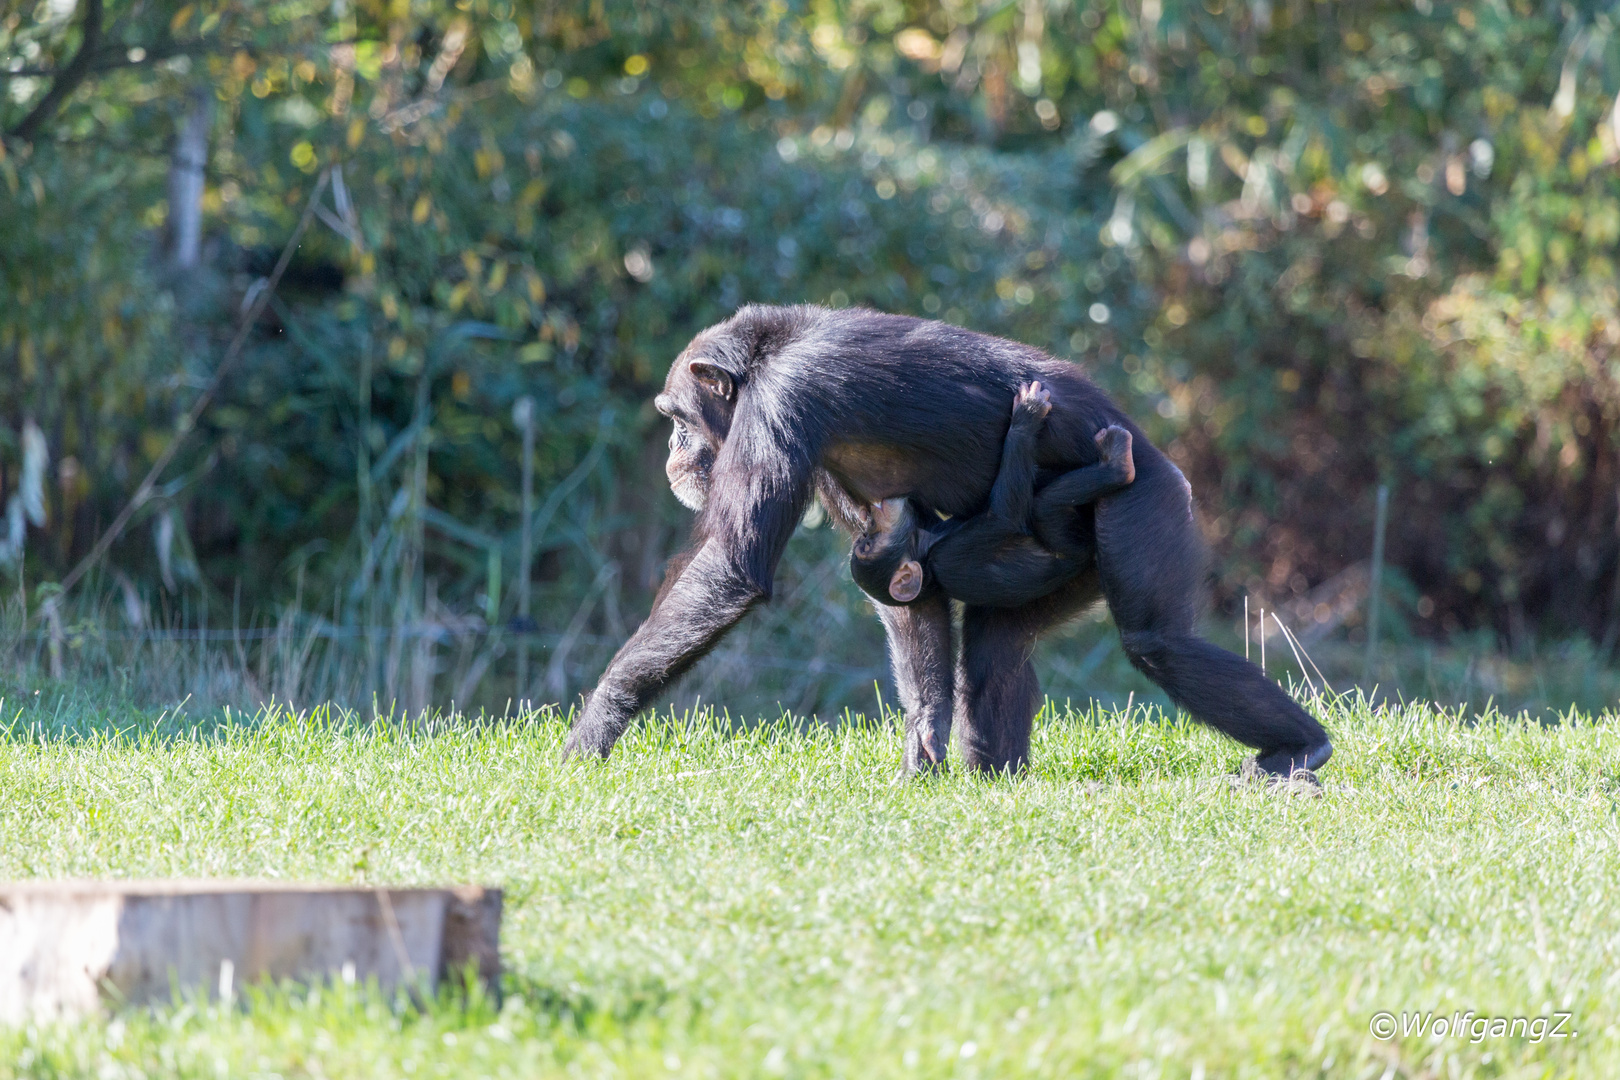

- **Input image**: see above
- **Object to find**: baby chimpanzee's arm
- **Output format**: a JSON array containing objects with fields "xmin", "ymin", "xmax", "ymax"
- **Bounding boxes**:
[{"xmin": 985, "ymin": 381, "xmax": 1052, "ymax": 527}]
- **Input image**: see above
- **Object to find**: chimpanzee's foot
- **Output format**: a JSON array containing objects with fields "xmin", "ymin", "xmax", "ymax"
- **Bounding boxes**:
[
  {"xmin": 1012, "ymin": 380, "xmax": 1053, "ymax": 428},
  {"xmin": 1251, "ymin": 739, "xmax": 1333, "ymax": 777},
  {"xmin": 1229, "ymin": 757, "xmax": 1324, "ymax": 796},
  {"xmin": 1094, "ymin": 425, "xmax": 1136, "ymax": 485}
]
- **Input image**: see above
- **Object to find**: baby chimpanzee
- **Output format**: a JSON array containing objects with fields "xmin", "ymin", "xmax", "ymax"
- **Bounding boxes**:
[{"xmin": 850, "ymin": 381, "xmax": 1135, "ymax": 609}]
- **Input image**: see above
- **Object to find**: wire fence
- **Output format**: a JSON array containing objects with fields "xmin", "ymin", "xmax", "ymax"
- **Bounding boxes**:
[
  {"xmin": 6, "ymin": 623, "xmax": 885, "ymax": 675},
  {"xmin": 1, "ymin": 609, "xmax": 897, "ymax": 724}
]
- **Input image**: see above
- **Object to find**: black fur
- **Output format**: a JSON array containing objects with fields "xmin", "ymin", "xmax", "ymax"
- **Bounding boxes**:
[
  {"xmin": 850, "ymin": 387, "xmax": 1136, "ymax": 610},
  {"xmin": 567, "ymin": 305, "xmax": 1331, "ymax": 777}
]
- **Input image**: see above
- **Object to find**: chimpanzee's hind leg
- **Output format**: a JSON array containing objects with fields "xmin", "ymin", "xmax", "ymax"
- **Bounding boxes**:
[
  {"xmin": 1093, "ymin": 450, "xmax": 1332, "ymax": 776},
  {"xmin": 955, "ymin": 606, "xmax": 1043, "ymax": 774},
  {"xmin": 954, "ymin": 570, "xmax": 1104, "ymax": 774}
]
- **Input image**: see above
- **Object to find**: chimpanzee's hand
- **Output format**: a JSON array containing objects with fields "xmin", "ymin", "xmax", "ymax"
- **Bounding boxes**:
[
  {"xmin": 1012, "ymin": 381, "xmax": 1053, "ymax": 429},
  {"xmin": 561, "ymin": 686, "xmax": 633, "ymax": 760}
]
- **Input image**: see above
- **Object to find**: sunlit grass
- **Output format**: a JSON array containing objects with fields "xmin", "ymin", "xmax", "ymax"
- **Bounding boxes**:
[{"xmin": 2, "ymin": 691, "xmax": 1617, "ymax": 1078}]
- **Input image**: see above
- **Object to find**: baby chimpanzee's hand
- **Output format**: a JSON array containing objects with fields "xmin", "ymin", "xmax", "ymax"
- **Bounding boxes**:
[
  {"xmin": 1012, "ymin": 380, "xmax": 1053, "ymax": 428},
  {"xmin": 1093, "ymin": 424, "xmax": 1136, "ymax": 485}
]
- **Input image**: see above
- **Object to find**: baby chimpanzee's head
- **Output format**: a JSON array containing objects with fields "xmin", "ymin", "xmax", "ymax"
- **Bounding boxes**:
[{"xmin": 850, "ymin": 497, "xmax": 934, "ymax": 606}]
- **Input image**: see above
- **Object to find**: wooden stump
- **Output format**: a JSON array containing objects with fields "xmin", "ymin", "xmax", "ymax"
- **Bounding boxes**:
[{"xmin": 0, "ymin": 881, "xmax": 501, "ymax": 1023}]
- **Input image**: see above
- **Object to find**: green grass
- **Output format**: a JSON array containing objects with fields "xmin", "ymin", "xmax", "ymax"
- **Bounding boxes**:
[{"xmin": 2, "ymin": 691, "xmax": 1619, "ymax": 1078}]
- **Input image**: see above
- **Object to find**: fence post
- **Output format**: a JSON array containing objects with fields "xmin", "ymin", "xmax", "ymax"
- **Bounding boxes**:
[
  {"xmin": 43, "ymin": 595, "xmax": 63, "ymax": 680},
  {"xmin": 1363, "ymin": 484, "xmax": 1390, "ymax": 683},
  {"xmin": 513, "ymin": 397, "xmax": 536, "ymax": 710}
]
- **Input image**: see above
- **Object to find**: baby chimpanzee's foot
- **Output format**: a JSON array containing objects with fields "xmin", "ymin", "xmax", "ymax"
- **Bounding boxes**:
[
  {"xmin": 1012, "ymin": 380, "xmax": 1053, "ymax": 430},
  {"xmin": 1093, "ymin": 425, "xmax": 1136, "ymax": 485}
]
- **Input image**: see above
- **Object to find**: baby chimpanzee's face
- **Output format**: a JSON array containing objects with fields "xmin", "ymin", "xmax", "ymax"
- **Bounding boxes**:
[{"xmin": 850, "ymin": 498, "xmax": 927, "ymax": 605}]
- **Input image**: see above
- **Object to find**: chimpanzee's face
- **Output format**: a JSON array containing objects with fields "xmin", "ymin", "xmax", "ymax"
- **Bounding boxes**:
[
  {"xmin": 660, "ymin": 410, "xmax": 714, "ymax": 511},
  {"xmin": 850, "ymin": 497, "xmax": 927, "ymax": 604},
  {"xmin": 654, "ymin": 340, "xmax": 739, "ymax": 512}
]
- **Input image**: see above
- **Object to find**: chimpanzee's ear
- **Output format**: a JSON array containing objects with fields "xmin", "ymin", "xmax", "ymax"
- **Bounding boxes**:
[
  {"xmin": 889, "ymin": 560, "xmax": 924, "ymax": 603},
  {"xmin": 688, "ymin": 360, "xmax": 738, "ymax": 401}
]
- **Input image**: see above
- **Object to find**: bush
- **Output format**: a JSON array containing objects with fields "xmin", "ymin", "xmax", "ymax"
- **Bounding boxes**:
[{"xmin": 5, "ymin": 1, "xmax": 1620, "ymax": 716}]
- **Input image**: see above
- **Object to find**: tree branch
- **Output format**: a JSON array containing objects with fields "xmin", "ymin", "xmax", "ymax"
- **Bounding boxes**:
[
  {"xmin": 7, "ymin": 0, "xmax": 105, "ymax": 143},
  {"xmin": 1, "ymin": 41, "xmax": 223, "ymax": 84}
]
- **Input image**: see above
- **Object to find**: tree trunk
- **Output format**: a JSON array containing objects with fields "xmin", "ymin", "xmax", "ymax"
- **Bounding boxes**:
[{"xmin": 166, "ymin": 87, "xmax": 213, "ymax": 270}]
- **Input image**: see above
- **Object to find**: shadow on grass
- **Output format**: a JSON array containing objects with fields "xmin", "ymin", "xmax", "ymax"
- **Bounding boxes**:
[
  {"xmin": 90, "ymin": 964, "xmax": 679, "ymax": 1040},
  {"xmin": 0, "ymin": 676, "xmax": 247, "ymax": 744},
  {"xmin": 0, "ymin": 675, "xmax": 572, "ymax": 747}
]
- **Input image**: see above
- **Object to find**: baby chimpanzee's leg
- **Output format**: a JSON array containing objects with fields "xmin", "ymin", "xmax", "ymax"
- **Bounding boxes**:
[{"xmin": 1031, "ymin": 425, "xmax": 1135, "ymax": 556}]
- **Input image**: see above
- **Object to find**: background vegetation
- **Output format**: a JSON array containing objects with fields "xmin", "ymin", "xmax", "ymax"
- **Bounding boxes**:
[{"xmin": 5, "ymin": 0, "xmax": 1620, "ymax": 718}]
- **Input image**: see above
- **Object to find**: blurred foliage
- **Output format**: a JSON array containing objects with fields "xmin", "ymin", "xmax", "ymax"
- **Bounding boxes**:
[{"xmin": 4, "ymin": 0, "xmax": 1620, "ymax": 712}]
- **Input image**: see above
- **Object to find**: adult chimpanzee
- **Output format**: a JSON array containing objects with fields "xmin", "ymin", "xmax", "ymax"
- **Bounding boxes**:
[
  {"xmin": 564, "ymin": 304, "xmax": 1332, "ymax": 777},
  {"xmin": 849, "ymin": 380, "xmax": 1137, "ymax": 609}
]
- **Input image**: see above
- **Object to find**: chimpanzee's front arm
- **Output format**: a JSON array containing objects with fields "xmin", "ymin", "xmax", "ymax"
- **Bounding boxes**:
[{"xmin": 563, "ymin": 536, "xmax": 770, "ymax": 758}]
